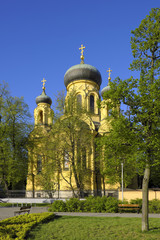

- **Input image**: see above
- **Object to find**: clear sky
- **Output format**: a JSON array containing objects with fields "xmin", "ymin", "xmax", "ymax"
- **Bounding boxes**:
[{"xmin": 0, "ymin": 0, "xmax": 159, "ymax": 121}]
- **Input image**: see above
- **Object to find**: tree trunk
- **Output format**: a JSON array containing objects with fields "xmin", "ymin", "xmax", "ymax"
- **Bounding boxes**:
[
  {"xmin": 103, "ymin": 176, "xmax": 105, "ymax": 196},
  {"xmin": 142, "ymin": 163, "xmax": 150, "ymax": 232},
  {"xmin": 32, "ymin": 173, "xmax": 35, "ymax": 198}
]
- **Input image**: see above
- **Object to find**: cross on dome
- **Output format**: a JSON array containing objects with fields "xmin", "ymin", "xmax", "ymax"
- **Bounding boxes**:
[
  {"xmin": 79, "ymin": 44, "xmax": 85, "ymax": 64},
  {"xmin": 41, "ymin": 78, "xmax": 46, "ymax": 90},
  {"xmin": 107, "ymin": 68, "xmax": 112, "ymax": 81}
]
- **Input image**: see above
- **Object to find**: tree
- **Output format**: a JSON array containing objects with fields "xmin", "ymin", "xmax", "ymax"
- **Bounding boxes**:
[
  {"xmin": 30, "ymin": 90, "xmax": 94, "ymax": 198},
  {"xmin": 98, "ymin": 8, "xmax": 160, "ymax": 231},
  {"xmin": 0, "ymin": 82, "xmax": 32, "ymax": 195},
  {"xmin": 97, "ymin": 113, "xmax": 138, "ymax": 187},
  {"xmin": 49, "ymin": 90, "xmax": 94, "ymax": 198}
]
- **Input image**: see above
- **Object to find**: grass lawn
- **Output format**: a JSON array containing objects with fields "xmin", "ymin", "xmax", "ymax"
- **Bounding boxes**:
[{"xmin": 27, "ymin": 216, "xmax": 160, "ymax": 240}]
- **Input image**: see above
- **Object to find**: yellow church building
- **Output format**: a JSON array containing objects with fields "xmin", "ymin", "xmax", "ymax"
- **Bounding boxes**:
[{"xmin": 26, "ymin": 45, "xmax": 118, "ymax": 199}]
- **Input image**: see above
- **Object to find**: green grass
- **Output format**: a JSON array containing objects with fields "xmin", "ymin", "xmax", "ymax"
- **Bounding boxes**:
[{"xmin": 27, "ymin": 216, "xmax": 160, "ymax": 240}]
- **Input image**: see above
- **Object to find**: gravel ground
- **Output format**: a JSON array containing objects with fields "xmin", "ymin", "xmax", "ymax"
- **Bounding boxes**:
[{"xmin": 0, "ymin": 207, "xmax": 160, "ymax": 221}]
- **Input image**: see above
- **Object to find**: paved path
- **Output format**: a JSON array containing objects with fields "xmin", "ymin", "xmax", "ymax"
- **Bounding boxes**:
[
  {"xmin": 0, "ymin": 207, "xmax": 49, "ymax": 221},
  {"xmin": 0, "ymin": 207, "xmax": 160, "ymax": 221},
  {"xmin": 55, "ymin": 212, "xmax": 160, "ymax": 218}
]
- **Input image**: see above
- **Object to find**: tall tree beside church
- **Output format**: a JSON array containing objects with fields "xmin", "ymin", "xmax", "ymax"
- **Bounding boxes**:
[
  {"xmin": 55, "ymin": 91, "xmax": 93, "ymax": 197},
  {"xmin": 98, "ymin": 8, "xmax": 160, "ymax": 231},
  {"xmin": 0, "ymin": 82, "xmax": 32, "ymax": 195},
  {"xmin": 35, "ymin": 90, "xmax": 93, "ymax": 198}
]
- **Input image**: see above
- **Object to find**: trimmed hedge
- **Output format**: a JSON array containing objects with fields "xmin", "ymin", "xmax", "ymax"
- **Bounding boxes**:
[
  {"xmin": 48, "ymin": 197, "xmax": 160, "ymax": 214},
  {"xmin": 149, "ymin": 199, "xmax": 160, "ymax": 213},
  {"xmin": 49, "ymin": 196, "xmax": 119, "ymax": 213},
  {"xmin": 0, "ymin": 212, "xmax": 55, "ymax": 240}
]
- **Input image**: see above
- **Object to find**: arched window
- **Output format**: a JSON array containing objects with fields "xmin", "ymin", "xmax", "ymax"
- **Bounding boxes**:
[
  {"xmin": 38, "ymin": 110, "xmax": 43, "ymax": 124},
  {"xmin": 90, "ymin": 95, "xmax": 94, "ymax": 113},
  {"xmin": 37, "ymin": 155, "xmax": 42, "ymax": 173},
  {"xmin": 77, "ymin": 94, "xmax": 82, "ymax": 107}
]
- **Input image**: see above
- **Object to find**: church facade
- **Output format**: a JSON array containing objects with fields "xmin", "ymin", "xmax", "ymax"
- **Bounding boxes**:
[{"xmin": 26, "ymin": 45, "xmax": 118, "ymax": 198}]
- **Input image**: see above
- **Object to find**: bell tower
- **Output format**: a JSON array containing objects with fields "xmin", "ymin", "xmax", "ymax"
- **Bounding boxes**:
[
  {"xmin": 34, "ymin": 78, "xmax": 53, "ymax": 126},
  {"xmin": 64, "ymin": 45, "xmax": 102, "ymax": 123}
]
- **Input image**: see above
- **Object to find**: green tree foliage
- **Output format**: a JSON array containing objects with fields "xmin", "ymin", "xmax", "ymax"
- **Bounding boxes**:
[
  {"xmin": 97, "ymin": 113, "xmax": 138, "ymax": 187},
  {"xmin": 51, "ymin": 90, "xmax": 93, "ymax": 197},
  {"xmin": 98, "ymin": 8, "xmax": 160, "ymax": 231},
  {"xmin": 31, "ymin": 90, "xmax": 93, "ymax": 198},
  {"xmin": 0, "ymin": 82, "xmax": 32, "ymax": 194}
]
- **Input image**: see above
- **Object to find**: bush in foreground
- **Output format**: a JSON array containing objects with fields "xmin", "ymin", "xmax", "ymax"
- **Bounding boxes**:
[{"xmin": 0, "ymin": 212, "xmax": 55, "ymax": 240}]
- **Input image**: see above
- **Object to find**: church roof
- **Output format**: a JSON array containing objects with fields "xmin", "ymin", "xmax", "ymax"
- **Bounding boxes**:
[
  {"xmin": 36, "ymin": 89, "xmax": 52, "ymax": 105},
  {"xmin": 64, "ymin": 63, "xmax": 102, "ymax": 88},
  {"xmin": 101, "ymin": 84, "xmax": 111, "ymax": 97}
]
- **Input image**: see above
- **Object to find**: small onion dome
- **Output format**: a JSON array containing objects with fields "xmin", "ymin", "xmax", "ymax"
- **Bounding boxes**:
[
  {"xmin": 101, "ymin": 83, "xmax": 111, "ymax": 98},
  {"xmin": 36, "ymin": 89, "xmax": 52, "ymax": 105},
  {"xmin": 64, "ymin": 63, "xmax": 102, "ymax": 88}
]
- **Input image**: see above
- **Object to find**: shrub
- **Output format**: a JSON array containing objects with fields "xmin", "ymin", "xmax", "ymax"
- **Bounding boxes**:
[
  {"xmin": 118, "ymin": 199, "xmax": 129, "ymax": 204},
  {"xmin": 66, "ymin": 198, "xmax": 82, "ymax": 212},
  {"xmin": 48, "ymin": 200, "xmax": 67, "ymax": 212},
  {"xmin": 83, "ymin": 196, "xmax": 95, "ymax": 212},
  {"xmin": 89, "ymin": 196, "xmax": 108, "ymax": 213},
  {"xmin": 130, "ymin": 198, "xmax": 142, "ymax": 212},
  {"xmin": 0, "ymin": 212, "xmax": 55, "ymax": 240},
  {"xmin": 129, "ymin": 199, "xmax": 160, "ymax": 213},
  {"xmin": 48, "ymin": 196, "xmax": 119, "ymax": 213},
  {"xmin": 149, "ymin": 199, "xmax": 160, "ymax": 213},
  {"xmin": 83, "ymin": 196, "xmax": 117, "ymax": 213},
  {"xmin": 105, "ymin": 197, "xmax": 118, "ymax": 213}
]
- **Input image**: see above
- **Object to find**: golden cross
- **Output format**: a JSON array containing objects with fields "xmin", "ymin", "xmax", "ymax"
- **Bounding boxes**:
[
  {"xmin": 79, "ymin": 44, "xmax": 85, "ymax": 56},
  {"xmin": 79, "ymin": 44, "xmax": 85, "ymax": 63},
  {"xmin": 41, "ymin": 78, "xmax": 46, "ymax": 90},
  {"xmin": 107, "ymin": 68, "xmax": 112, "ymax": 80}
]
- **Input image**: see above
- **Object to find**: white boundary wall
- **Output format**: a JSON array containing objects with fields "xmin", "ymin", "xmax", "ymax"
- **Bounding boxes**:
[{"xmin": 1, "ymin": 198, "xmax": 55, "ymax": 204}]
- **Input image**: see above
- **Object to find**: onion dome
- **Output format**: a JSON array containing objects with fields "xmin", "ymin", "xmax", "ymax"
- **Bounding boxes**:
[
  {"xmin": 101, "ymin": 83, "xmax": 111, "ymax": 97},
  {"xmin": 64, "ymin": 63, "xmax": 102, "ymax": 88},
  {"xmin": 36, "ymin": 89, "xmax": 52, "ymax": 105}
]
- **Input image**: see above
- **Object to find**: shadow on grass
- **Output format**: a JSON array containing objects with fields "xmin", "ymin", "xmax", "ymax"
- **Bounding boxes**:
[{"xmin": 149, "ymin": 227, "xmax": 160, "ymax": 231}]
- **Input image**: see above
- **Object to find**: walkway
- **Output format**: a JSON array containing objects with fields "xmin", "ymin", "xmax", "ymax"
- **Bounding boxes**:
[{"xmin": 0, "ymin": 207, "xmax": 160, "ymax": 221}]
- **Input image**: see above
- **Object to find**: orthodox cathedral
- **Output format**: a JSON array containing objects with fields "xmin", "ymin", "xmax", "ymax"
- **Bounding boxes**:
[{"xmin": 26, "ymin": 45, "xmax": 118, "ymax": 198}]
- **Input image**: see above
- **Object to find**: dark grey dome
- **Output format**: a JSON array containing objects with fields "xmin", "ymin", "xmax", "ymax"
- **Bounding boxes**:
[
  {"xmin": 36, "ymin": 89, "xmax": 52, "ymax": 105},
  {"xmin": 64, "ymin": 64, "xmax": 102, "ymax": 88},
  {"xmin": 101, "ymin": 84, "xmax": 111, "ymax": 97}
]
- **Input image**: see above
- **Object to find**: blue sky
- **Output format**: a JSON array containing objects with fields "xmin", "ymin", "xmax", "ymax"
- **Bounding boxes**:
[{"xmin": 0, "ymin": 0, "xmax": 159, "ymax": 121}]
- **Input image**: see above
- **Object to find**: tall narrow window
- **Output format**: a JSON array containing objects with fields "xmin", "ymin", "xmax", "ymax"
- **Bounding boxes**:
[
  {"xmin": 37, "ymin": 155, "xmax": 42, "ymax": 173},
  {"xmin": 90, "ymin": 95, "xmax": 94, "ymax": 113},
  {"xmin": 77, "ymin": 94, "xmax": 82, "ymax": 107},
  {"xmin": 64, "ymin": 151, "xmax": 69, "ymax": 170},
  {"xmin": 82, "ymin": 147, "xmax": 86, "ymax": 169},
  {"xmin": 38, "ymin": 111, "xmax": 43, "ymax": 124}
]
